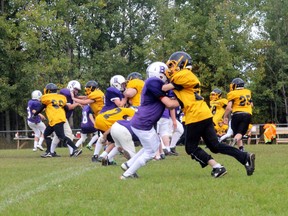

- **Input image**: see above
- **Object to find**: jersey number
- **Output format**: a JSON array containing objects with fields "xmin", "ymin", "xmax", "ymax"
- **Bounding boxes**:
[
  {"xmin": 239, "ymin": 95, "xmax": 251, "ymax": 106},
  {"xmin": 51, "ymin": 99, "xmax": 65, "ymax": 109},
  {"xmin": 103, "ymin": 107, "xmax": 122, "ymax": 119}
]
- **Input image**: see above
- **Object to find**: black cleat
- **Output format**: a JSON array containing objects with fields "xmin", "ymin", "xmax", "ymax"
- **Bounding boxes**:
[
  {"xmin": 91, "ymin": 154, "xmax": 99, "ymax": 162},
  {"xmin": 211, "ymin": 166, "xmax": 227, "ymax": 178},
  {"xmin": 245, "ymin": 153, "xmax": 255, "ymax": 176}
]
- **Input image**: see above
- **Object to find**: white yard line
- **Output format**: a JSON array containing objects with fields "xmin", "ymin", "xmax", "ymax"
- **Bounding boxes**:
[{"xmin": 0, "ymin": 166, "xmax": 95, "ymax": 213}]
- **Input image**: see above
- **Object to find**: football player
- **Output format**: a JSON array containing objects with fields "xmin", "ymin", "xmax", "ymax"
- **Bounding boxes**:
[
  {"xmin": 71, "ymin": 80, "xmax": 105, "ymax": 151},
  {"xmin": 50, "ymin": 80, "xmax": 82, "ymax": 156},
  {"xmin": 163, "ymin": 51, "xmax": 255, "ymax": 177},
  {"xmin": 124, "ymin": 72, "xmax": 145, "ymax": 109},
  {"xmin": 120, "ymin": 61, "xmax": 179, "ymax": 180},
  {"xmin": 75, "ymin": 105, "xmax": 99, "ymax": 150},
  {"xmin": 72, "ymin": 80, "xmax": 105, "ymax": 117},
  {"xmin": 34, "ymin": 83, "xmax": 82, "ymax": 158},
  {"xmin": 209, "ymin": 88, "xmax": 228, "ymax": 127},
  {"xmin": 91, "ymin": 107, "xmax": 136, "ymax": 164},
  {"xmin": 27, "ymin": 90, "xmax": 46, "ymax": 152},
  {"xmin": 223, "ymin": 78, "xmax": 254, "ymax": 152},
  {"xmin": 100, "ymin": 75, "xmax": 127, "ymax": 113}
]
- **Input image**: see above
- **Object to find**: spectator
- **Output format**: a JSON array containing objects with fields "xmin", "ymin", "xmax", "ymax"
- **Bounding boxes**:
[{"xmin": 263, "ymin": 120, "xmax": 276, "ymax": 144}]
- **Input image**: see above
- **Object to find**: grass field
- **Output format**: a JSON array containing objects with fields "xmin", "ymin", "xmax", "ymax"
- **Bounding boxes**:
[{"xmin": 0, "ymin": 144, "xmax": 288, "ymax": 216}]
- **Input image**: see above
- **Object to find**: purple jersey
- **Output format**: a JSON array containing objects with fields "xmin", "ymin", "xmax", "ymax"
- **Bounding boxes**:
[
  {"xmin": 117, "ymin": 120, "xmax": 139, "ymax": 142},
  {"xmin": 59, "ymin": 88, "xmax": 74, "ymax": 119},
  {"xmin": 161, "ymin": 108, "xmax": 170, "ymax": 119},
  {"xmin": 100, "ymin": 87, "xmax": 124, "ymax": 113},
  {"xmin": 27, "ymin": 99, "xmax": 42, "ymax": 123},
  {"xmin": 130, "ymin": 77, "xmax": 166, "ymax": 130},
  {"xmin": 81, "ymin": 105, "xmax": 97, "ymax": 134}
]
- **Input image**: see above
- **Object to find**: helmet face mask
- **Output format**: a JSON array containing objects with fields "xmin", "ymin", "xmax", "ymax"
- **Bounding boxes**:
[
  {"xmin": 31, "ymin": 90, "xmax": 42, "ymax": 100},
  {"xmin": 127, "ymin": 72, "xmax": 143, "ymax": 81},
  {"xmin": 165, "ymin": 51, "xmax": 192, "ymax": 79},
  {"xmin": 210, "ymin": 88, "xmax": 222, "ymax": 101},
  {"xmin": 44, "ymin": 83, "xmax": 58, "ymax": 94},
  {"xmin": 110, "ymin": 75, "xmax": 126, "ymax": 91},
  {"xmin": 85, "ymin": 80, "xmax": 98, "ymax": 95},
  {"xmin": 146, "ymin": 61, "xmax": 168, "ymax": 83},
  {"xmin": 230, "ymin": 78, "xmax": 245, "ymax": 91}
]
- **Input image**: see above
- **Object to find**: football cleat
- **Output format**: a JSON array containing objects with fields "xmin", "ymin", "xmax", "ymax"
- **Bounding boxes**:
[
  {"xmin": 245, "ymin": 153, "xmax": 255, "ymax": 176},
  {"xmin": 36, "ymin": 145, "xmax": 44, "ymax": 151},
  {"xmin": 41, "ymin": 152, "xmax": 52, "ymax": 158},
  {"xmin": 211, "ymin": 166, "xmax": 227, "ymax": 178}
]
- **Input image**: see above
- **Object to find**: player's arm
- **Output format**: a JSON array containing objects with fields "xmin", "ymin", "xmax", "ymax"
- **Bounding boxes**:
[
  {"xmin": 123, "ymin": 88, "xmax": 137, "ymax": 98},
  {"xmin": 160, "ymin": 96, "xmax": 179, "ymax": 109},
  {"xmin": 89, "ymin": 113, "xmax": 95, "ymax": 125},
  {"xmin": 72, "ymin": 97, "xmax": 95, "ymax": 106},
  {"xmin": 162, "ymin": 83, "xmax": 174, "ymax": 91},
  {"xmin": 34, "ymin": 104, "xmax": 46, "ymax": 116},
  {"xmin": 223, "ymin": 101, "xmax": 233, "ymax": 124},
  {"xmin": 113, "ymin": 97, "xmax": 128, "ymax": 107},
  {"xmin": 162, "ymin": 82, "xmax": 183, "ymax": 91},
  {"xmin": 170, "ymin": 109, "xmax": 177, "ymax": 131},
  {"xmin": 66, "ymin": 103, "xmax": 81, "ymax": 110}
]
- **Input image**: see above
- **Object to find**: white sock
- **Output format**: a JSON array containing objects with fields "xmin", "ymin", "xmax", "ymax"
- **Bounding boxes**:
[
  {"xmin": 38, "ymin": 137, "xmax": 44, "ymax": 146},
  {"xmin": 107, "ymin": 147, "xmax": 120, "ymax": 161},
  {"xmin": 93, "ymin": 142, "xmax": 103, "ymax": 155},
  {"xmin": 213, "ymin": 163, "xmax": 222, "ymax": 168},
  {"xmin": 34, "ymin": 141, "xmax": 38, "ymax": 149},
  {"xmin": 99, "ymin": 151, "xmax": 108, "ymax": 158},
  {"xmin": 87, "ymin": 134, "xmax": 99, "ymax": 147}
]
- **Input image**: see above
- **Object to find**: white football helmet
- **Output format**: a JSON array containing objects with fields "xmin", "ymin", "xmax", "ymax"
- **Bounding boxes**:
[
  {"xmin": 146, "ymin": 61, "xmax": 168, "ymax": 83},
  {"xmin": 67, "ymin": 80, "xmax": 81, "ymax": 91},
  {"xmin": 110, "ymin": 75, "xmax": 126, "ymax": 91},
  {"xmin": 31, "ymin": 90, "xmax": 42, "ymax": 100}
]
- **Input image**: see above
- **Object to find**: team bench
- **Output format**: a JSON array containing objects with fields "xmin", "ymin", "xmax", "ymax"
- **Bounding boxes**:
[
  {"xmin": 13, "ymin": 137, "xmax": 34, "ymax": 149},
  {"xmin": 276, "ymin": 127, "xmax": 288, "ymax": 144},
  {"xmin": 14, "ymin": 135, "xmax": 80, "ymax": 149}
]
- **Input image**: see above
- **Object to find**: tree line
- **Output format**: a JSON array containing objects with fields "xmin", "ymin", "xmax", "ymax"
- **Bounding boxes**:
[{"xmin": 1, "ymin": 0, "xmax": 288, "ymax": 141}]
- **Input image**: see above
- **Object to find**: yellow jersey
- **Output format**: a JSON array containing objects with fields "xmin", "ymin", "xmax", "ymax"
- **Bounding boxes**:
[
  {"xmin": 227, "ymin": 89, "xmax": 252, "ymax": 115},
  {"xmin": 210, "ymin": 98, "xmax": 228, "ymax": 126},
  {"xmin": 41, "ymin": 93, "xmax": 67, "ymax": 126},
  {"xmin": 170, "ymin": 68, "xmax": 212, "ymax": 124},
  {"xmin": 126, "ymin": 79, "xmax": 145, "ymax": 107},
  {"xmin": 95, "ymin": 107, "xmax": 135, "ymax": 131},
  {"xmin": 87, "ymin": 89, "xmax": 105, "ymax": 117}
]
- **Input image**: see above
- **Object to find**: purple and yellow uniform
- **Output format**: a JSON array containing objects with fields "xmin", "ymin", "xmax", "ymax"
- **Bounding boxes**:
[
  {"xmin": 81, "ymin": 105, "xmax": 97, "ymax": 134},
  {"xmin": 95, "ymin": 107, "xmax": 135, "ymax": 132},
  {"xmin": 100, "ymin": 87, "xmax": 124, "ymax": 113},
  {"xmin": 210, "ymin": 98, "xmax": 228, "ymax": 126},
  {"xmin": 40, "ymin": 93, "xmax": 67, "ymax": 126},
  {"xmin": 86, "ymin": 89, "xmax": 105, "ymax": 117},
  {"xmin": 170, "ymin": 68, "xmax": 212, "ymax": 124},
  {"xmin": 126, "ymin": 79, "xmax": 144, "ymax": 107},
  {"xmin": 130, "ymin": 77, "xmax": 166, "ymax": 130},
  {"xmin": 227, "ymin": 89, "xmax": 252, "ymax": 114},
  {"xmin": 27, "ymin": 99, "xmax": 42, "ymax": 123}
]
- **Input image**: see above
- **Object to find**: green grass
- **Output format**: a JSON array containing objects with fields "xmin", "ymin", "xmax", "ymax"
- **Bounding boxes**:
[{"xmin": 0, "ymin": 144, "xmax": 288, "ymax": 216}]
